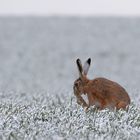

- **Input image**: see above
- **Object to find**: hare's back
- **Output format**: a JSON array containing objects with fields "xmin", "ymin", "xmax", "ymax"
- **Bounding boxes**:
[{"xmin": 91, "ymin": 77, "xmax": 130, "ymax": 103}]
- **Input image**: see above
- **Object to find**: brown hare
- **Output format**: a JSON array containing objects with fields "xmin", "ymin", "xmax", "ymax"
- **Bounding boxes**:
[{"xmin": 73, "ymin": 58, "xmax": 130, "ymax": 111}]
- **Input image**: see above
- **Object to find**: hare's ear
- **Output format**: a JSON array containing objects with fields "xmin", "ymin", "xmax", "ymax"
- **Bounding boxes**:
[
  {"xmin": 83, "ymin": 58, "xmax": 91, "ymax": 75},
  {"xmin": 76, "ymin": 58, "xmax": 83, "ymax": 77}
]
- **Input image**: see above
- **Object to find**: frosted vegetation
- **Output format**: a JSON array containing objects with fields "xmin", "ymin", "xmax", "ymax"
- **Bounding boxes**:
[
  {"xmin": 0, "ymin": 17, "xmax": 140, "ymax": 139},
  {"xmin": 0, "ymin": 92, "xmax": 140, "ymax": 140}
]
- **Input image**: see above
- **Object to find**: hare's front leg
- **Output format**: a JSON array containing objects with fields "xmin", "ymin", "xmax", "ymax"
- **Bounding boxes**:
[
  {"xmin": 76, "ymin": 95, "xmax": 89, "ymax": 108},
  {"xmin": 76, "ymin": 95, "xmax": 89, "ymax": 111},
  {"xmin": 74, "ymin": 87, "xmax": 89, "ymax": 110}
]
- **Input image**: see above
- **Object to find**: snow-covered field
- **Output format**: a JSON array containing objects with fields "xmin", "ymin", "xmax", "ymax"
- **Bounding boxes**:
[{"xmin": 0, "ymin": 17, "xmax": 140, "ymax": 139}]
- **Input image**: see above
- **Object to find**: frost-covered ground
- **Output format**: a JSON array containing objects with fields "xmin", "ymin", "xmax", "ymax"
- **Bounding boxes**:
[{"xmin": 0, "ymin": 17, "xmax": 140, "ymax": 139}]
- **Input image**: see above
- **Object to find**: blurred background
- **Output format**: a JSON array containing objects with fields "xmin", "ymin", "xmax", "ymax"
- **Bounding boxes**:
[{"xmin": 0, "ymin": 0, "xmax": 140, "ymax": 103}]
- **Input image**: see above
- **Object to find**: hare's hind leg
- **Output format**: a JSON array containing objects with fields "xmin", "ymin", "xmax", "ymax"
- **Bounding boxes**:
[{"xmin": 116, "ymin": 101, "xmax": 128, "ymax": 110}]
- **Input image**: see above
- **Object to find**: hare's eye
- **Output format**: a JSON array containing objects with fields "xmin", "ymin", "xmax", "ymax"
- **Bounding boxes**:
[{"xmin": 75, "ymin": 83, "xmax": 78, "ymax": 87}]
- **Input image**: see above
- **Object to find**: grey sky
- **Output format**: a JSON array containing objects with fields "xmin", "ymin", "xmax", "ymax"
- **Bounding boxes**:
[{"xmin": 0, "ymin": 0, "xmax": 140, "ymax": 16}]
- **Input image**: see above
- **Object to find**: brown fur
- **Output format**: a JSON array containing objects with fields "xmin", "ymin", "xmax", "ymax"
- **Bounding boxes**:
[{"xmin": 74, "ymin": 59, "xmax": 130, "ymax": 111}]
